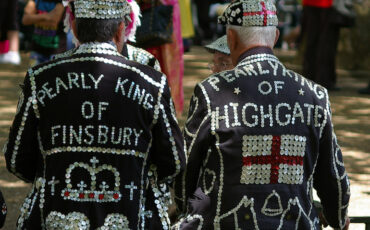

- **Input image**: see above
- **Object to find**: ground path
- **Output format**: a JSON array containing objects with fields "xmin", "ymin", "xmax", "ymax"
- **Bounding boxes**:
[{"xmin": 0, "ymin": 47, "xmax": 369, "ymax": 229}]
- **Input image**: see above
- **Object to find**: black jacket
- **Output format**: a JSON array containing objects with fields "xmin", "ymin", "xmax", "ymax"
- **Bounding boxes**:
[
  {"xmin": 4, "ymin": 42, "xmax": 186, "ymax": 229},
  {"xmin": 174, "ymin": 47, "xmax": 350, "ymax": 230}
]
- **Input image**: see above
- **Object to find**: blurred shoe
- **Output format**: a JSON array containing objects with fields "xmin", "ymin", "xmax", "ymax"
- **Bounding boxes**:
[{"xmin": 0, "ymin": 51, "xmax": 21, "ymax": 65}]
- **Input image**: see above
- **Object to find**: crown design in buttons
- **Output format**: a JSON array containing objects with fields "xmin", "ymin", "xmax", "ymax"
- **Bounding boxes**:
[{"xmin": 61, "ymin": 157, "xmax": 122, "ymax": 202}]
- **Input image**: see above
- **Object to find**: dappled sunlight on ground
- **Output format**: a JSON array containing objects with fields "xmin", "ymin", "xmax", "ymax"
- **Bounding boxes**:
[{"xmin": 0, "ymin": 180, "xmax": 29, "ymax": 189}]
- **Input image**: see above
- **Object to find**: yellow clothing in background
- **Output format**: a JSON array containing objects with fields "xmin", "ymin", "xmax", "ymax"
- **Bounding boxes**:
[{"xmin": 179, "ymin": 0, "xmax": 194, "ymax": 38}]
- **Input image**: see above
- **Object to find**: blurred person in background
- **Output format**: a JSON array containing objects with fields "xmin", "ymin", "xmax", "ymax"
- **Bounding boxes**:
[
  {"xmin": 137, "ymin": 0, "xmax": 185, "ymax": 115},
  {"xmin": 205, "ymin": 35, "xmax": 233, "ymax": 73},
  {"xmin": 180, "ymin": 0, "xmax": 195, "ymax": 52},
  {"xmin": 275, "ymin": 0, "xmax": 302, "ymax": 49},
  {"xmin": 300, "ymin": 0, "xmax": 354, "ymax": 90},
  {"xmin": 121, "ymin": 0, "xmax": 162, "ymax": 71},
  {"xmin": 22, "ymin": 0, "xmax": 66, "ymax": 66},
  {"xmin": 194, "ymin": 0, "xmax": 231, "ymax": 43},
  {"xmin": 193, "ymin": 0, "xmax": 213, "ymax": 41},
  {"xmin": 0, "ymin": 0, "xmax": 21, "ymax": 65}
]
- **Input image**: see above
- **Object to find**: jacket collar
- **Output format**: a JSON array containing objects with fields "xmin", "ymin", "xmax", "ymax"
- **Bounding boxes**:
[{"xmin": 237, "ymin": 46, "xmax": 274, "ymax": 64}]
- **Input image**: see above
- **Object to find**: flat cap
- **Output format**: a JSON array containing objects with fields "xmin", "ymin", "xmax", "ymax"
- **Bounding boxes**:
[
  {"xmin": 218, "ymin": 0, "xmax": 278, "ymax": 27},
  {"xmin": 205, "ymin": 35, "xmax": 230, "ymax": 55}
]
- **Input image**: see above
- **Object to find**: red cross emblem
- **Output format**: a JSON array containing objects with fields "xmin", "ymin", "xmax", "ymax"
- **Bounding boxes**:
[
  {"xmin": 241, "ymin": 135, "xmax": 305, "ymax": 184},
  {"xmin": 243, "ymin": 2, "xmax": 277, "ymax": 26}
]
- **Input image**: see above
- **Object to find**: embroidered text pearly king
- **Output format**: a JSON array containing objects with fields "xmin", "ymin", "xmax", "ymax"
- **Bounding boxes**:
[
  {"xmin": 218, "ymin": 0, "xmax": 278, "ymax": 27},
  {"xmin": 74, "ymin": 0, "xmax": 132, "ymax": 20}
]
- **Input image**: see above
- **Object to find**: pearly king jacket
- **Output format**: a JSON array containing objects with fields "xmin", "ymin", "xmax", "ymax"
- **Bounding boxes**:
[
  {"xmin": 4, "ymin": 42, "xmax": 186, "ymax": 229},
  {"xmin": 122, "ymin": 44, "xmax": 162, "ymax": 72},
  {"xmin": 174, "ymin": 47, "xmax": 350, "ymax": 230}
]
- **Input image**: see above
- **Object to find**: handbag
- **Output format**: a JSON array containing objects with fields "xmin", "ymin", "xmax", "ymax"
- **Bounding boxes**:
[
  {"xmin": 135, "ymin": 0, "xmax": 173, "ymax": 48},
  {"xmin": 330, "ymin": 0, "xmax": 356, "ymax": 27}
]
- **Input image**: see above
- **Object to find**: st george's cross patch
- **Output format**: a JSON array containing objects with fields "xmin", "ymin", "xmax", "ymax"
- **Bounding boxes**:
[{"xmin": 240, "ymin": 135, "xmax": 306, "ymax": 185}]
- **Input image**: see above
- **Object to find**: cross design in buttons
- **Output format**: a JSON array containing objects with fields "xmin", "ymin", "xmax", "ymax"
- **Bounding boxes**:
[
  {"xmin": 125, "ymin": 181, "xmax": 138, "ymax": 201},
  {"xmin": 48, "ymin": 176, "xmax": 60, "ymax": 196},
  {"xmin": 99, "ymin": 181, "xmax": 109, "ymax": 191}
]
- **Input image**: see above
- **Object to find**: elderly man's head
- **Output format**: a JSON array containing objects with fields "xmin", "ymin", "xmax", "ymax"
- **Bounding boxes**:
[
  {"xmin": 218, "ymin": 0, "xmax": 279, "ymax": 65},
  {"xmin": 205, "ymin": 35, "xmax": 233, "ymax": 73},
  {"xmin": 226, "ymin": 25, "xmax": 279, "ymax": 65}
]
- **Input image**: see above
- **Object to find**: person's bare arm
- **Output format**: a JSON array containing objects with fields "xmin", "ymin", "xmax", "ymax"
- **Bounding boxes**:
[
  {"xmin": 22, "ymin": 0, "xmax": 47, "ymax": 25},
  {"xmin": 40, "ymin": 3, "xmax": 64, "ymax": 28},
  {"xmin": 22, "ymin": 2, "xmax": 64, "ymax": 28}
]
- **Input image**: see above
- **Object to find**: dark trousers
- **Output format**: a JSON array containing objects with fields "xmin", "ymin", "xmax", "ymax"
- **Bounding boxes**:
[
  {"xmin": 194, "ymin": 0, "xmax": 213, "ymax": 39},
  {"xmin": 0, "ymin": 0, "xmax": 18, "ymax": 40},
  {"xmin": 301, "ymin": 6, "xmax": 340, "ymax": 89}
]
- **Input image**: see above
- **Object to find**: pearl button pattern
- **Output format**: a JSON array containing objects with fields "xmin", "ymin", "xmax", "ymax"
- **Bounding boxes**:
[
  {"xmin": 74, "ymin": 0, "xmax": 131, "ymax": 20},
  {"xmin": 3, "ymin": 41, "xmax": 185, "ymax": 229},
  {"xmin": 241, "ymin": 135, "xmax": 306, "ymax": 185}
]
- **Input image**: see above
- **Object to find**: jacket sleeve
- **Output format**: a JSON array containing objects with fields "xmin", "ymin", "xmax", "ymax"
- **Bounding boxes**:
[
  {"xmin": 3, "ymin": 72, "xmax": 40, "ymax": 183},
  {"xmin": 174, "ymin": 83, "xmax": 212, "ymax": 213},
  {"xmin": 313, "ymin": 95, "xmax": 350, "ymax": 229},
  {"xmin": 150, "ymin": 75, "xmax": 186, "ymax": 183}
]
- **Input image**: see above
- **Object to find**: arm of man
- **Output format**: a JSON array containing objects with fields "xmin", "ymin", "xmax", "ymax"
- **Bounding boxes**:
[
  {"xmin": 313, "ymin": 92, "xmax": 350, "ymax": 230},
  {"xmin": 150, "ymin": 75, "xmax": 186, "ymax": 183},
  {"xmin": 3, "ymin": 72, "xmax": 40, "ymax": 183},
  {"xmin": 174, "ymin": 83, "xmax": 212, "ymax": 213}
]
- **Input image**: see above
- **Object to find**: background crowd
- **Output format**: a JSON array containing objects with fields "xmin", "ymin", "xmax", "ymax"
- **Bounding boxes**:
[{"xmin": 1, "ymin": 0, "xmax": 369, "ymax": 105}]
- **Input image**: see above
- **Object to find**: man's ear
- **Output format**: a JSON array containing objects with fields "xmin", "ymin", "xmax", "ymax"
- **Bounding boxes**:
[
  {"xmin": 114, "ymin": 22, "xmax": 125, "ymax": 44},
  {"xmin": 274, "ymin": 28, "xmax": 280, "ymax": 46},
  {"xmin": 227, "ymin": 28, "xmax": 238, "ymax": 53}
]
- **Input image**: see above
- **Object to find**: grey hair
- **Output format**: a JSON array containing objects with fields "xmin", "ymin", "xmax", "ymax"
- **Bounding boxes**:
[
  {"xmin": 227, "ymin": 25, "xmax": 277, "ymax": 48},
  {"xmin": 75, "ymin": 18, "xmax": 123, "ymax": 43}
]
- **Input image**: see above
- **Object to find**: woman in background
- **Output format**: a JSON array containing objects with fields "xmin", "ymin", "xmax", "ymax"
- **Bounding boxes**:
[
  {"xmin": 0, "ymin": 0, "xmax": 21, "ymax": 65},
  {"xmin": 138, "ymin": 0, "xmax": 185, "ymax": 115},
  {"xmin": 179, "ymin": 0, "xmax": 195, "ymax": 52}
]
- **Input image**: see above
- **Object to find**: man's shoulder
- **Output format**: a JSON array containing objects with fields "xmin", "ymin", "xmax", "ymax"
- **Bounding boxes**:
[
  {"xmin": 30, "ymin": 51, "xmax": 165, "ymax": 89},
  {"xmin": 52, "ymin": 48, "xmax": 77, "ymax": 60},
  {"xmin": 122, "ymin": 56, "xmax": 164, "ymax": 87},
  {"xmin": 127, "ymin": 44, "xmax": 156, "ymax": 60},
  {"xmin": 126, "ymin": 44, "xmax": 161, "ymax": 71},
  {"xmin": 199, "ymin": 61, "xmax": 328, "ymax": 102}
]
